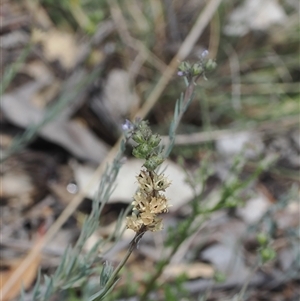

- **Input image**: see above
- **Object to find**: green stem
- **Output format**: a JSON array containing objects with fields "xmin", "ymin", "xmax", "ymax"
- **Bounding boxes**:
[
  {"xmin": 164, "ymin": 81, "xmax": 196, "ymax": 158},
  {"xmin": 140, "ymin": 214, "xmax": 196, "ymax": 301},
  {"xmin": 237, "ymin": 262, "xmax": 260, "ymax": 300},
  {"xmin": 1, "ymin": 43, "xmax": 32, "ymax": 96},
  {"xmin": 95, "ymin": 229, "xmax": 146, "ymax": 300}
]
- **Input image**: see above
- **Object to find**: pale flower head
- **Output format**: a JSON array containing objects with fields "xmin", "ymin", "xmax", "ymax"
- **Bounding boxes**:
[
  {"xmin": 126, "ymin": 214, "xmax": 143, "ymax": 232},
  {"xmin": 148, "ymin": 216, "xmax": 163, "ymax": 232},
  {"xmin": 136, "ymin": 171, "xmax": 153, "ymax": 193},
  {"xmin": 153, "ymin": 173, "xmax": 171, "ymax": 191},
  {"xmin": 140, "ymin": 211, "xmax": 155, "ymax": 225},
  {"xmin": 132, "ymin": 191, "xmax": 148, "ymax": 212},
  {"xmin": 150, "ymin": 195, "xmax": 170, "ymax": 214}
]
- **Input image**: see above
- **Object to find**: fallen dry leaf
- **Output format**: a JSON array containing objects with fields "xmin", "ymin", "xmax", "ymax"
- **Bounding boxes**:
[
  {"xmin": 0, "ymin": 244, "xmax": 42, "ymax": 301},
  {"xmin": 237, "ymin": 192, "xmax": 271, "ymax": 224},
  {"xmin": 224, "ymin": 0, "xmax": 287, "ymax": 36},
  {"xmin": 201, "ymin": 243, "xmax": 251, "ymax": 285},
  {"xmin": 163, "ymin": 262, "xmax": 214, "ymax": 280},
  {"xmin": 1, "ymin": 76, "xmax": 110, "ymax": 163},
  {"xmin": 32, "ymin": 28, "xmax": 83, "ymax": 69},
  {"xmin": 103, "ymin": 69, "xmax": 139, "ymax": 120}
]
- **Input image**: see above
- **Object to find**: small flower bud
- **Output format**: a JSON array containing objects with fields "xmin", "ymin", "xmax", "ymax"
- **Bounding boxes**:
[
  {"xmin": 143, "ymin": 155, "xmax": 164, "ymax": 171},
  {"xmin": 132, "ymin": 131, "xmax": 145, "ymax": 144},
  {"xmin": 133, "ymin": 143, "xmax": 152, "ymax": 159},
  {"xmin": 256, "ymin": 233, "xmax": 268, "ymax": 246},
  {"xmin": 225, "ymin": 197, "xmax": 238, "ymax": 207},
  {"xmin": 178, "ymin": 61, "xmax": 191, "ymax": 73},
  {"xmin": 148, "ymin": 134, "xmax": 161, "ymax": 148},
  {"xmin": 138, "ymin": 121, "xmax": 152, "ymax": 140},
  {"xmin": 260, "ymin": 247, "xmax": 276, "ymax": 263},
  {"xmin": 214, "ymin": 271, "xmax": 226, "ymax": 283},
  {"xmin": 205, "ymin": 59, "xmax": 217, "ymax": 72},
  {"xmin": 191, "ymin": 63, "xmax": 204, "ymax": 76}
]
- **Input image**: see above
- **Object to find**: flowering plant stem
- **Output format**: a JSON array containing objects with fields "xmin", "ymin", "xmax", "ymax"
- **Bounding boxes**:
[
  {"xmin": 91, "ymin": 77, "xmax": 199, "ymax": 301},
  {"xmin": 92, "ymin": 55, "xmax": 216, "ymax": 300},
  {"xmin": 139, "ymin": 67, "xmax": 213, "ymax": 299},
  {"xmin": 140, "ymin": 204, "xmax": 201, "ymax": 301},
  {"xmin": 89, "ymin": 228, "xmax": 146, "ymax": 300},
  {"xmin": 164, "ymin": 79, "xmax": 196, "ymax": 158}
]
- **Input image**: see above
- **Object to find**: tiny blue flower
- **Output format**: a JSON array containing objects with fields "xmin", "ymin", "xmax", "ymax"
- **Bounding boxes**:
[
  {"xmin": 122, "ymin": 119, "xmax": 134, "ymax": 131},
  {"xmin": 201, "ymin": 50, "xmax": 209, "ymax": 58}
]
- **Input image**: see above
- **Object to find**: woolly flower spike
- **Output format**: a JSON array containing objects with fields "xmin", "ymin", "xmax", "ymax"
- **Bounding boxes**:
[
  {"xmin": 126, "ymin": 120, "xmax": 171, "ymax": 233},
  {"xmin": 126, "ymin": 169, "xmax": 171, "ymax": 232}
]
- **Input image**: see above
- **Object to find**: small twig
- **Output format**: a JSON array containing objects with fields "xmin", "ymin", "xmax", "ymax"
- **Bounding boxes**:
[
  {"xmin": 163, "ymin": 0, "xmax": 181, "ymax": 42},
  {"xmin": 1, "ymin": 42, "xmax": 32, "ymax": 96},
  {"xmin": 108, "ymin": 0, "xmax": 166, "ymax": 74},
  {"xmin": 136, "ymin": 0, "xmax": 223, "ymax": 119},
  {"xmin": 160, "ymin": 115, "xmax": 299, "ymax": 146},
  {"xmin": 225, "ymin": 43, "xmax": 241, "ymax": 112},
  {"xmin": 208, "ymin": 10, "xmax": 220, "ymax": 59},
  {"xmin": 237, "ymin": 263, "xmax": 260, "ymax": 301}
]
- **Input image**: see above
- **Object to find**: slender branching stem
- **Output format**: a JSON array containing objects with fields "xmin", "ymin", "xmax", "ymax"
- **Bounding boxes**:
[
  {"xmin": 95, "ymin": 229, "xmax": 147, "ymax": 299},
  {"xmin": 237, "ymin": 262, "xmax": 260, "ymax": 301}
]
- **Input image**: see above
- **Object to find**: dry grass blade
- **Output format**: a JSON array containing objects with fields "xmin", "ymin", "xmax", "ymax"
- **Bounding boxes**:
[
  {"xmin": 108, "ymin": 0, "xmax": 166, "ymax": 74},
  {"xmin": 136, "ymin": 0, "xmax": 223, "ymax": 119},
  {"xmin": 0, "ymin": 0, "xmax": 223, "ymax": 296},
  {"xmin": 0, "ymin": 236, "xmax": 42, "ymax": 301},
  {"xmin": 160, "ymin": 116, "xmax": 299, "ymax": 145}
]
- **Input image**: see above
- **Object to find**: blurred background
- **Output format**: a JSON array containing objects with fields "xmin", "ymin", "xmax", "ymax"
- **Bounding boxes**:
[{"xmin": 1, "ymin": 0, "xmax": 299, "ymax": 300}]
